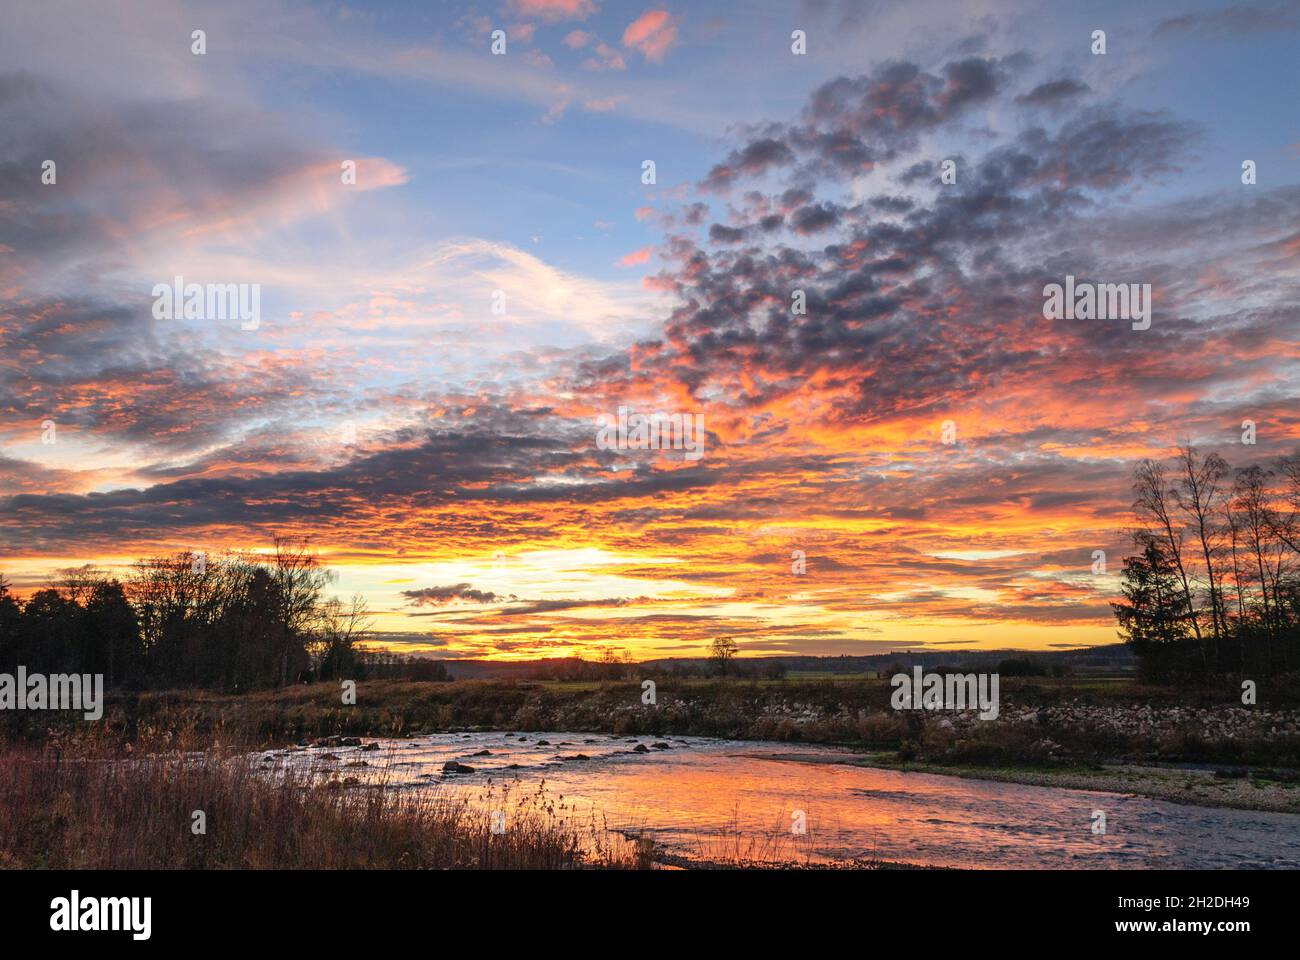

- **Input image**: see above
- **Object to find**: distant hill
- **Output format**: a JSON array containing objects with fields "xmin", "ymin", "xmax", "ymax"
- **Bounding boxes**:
[{"xmin": 434, "ymin": 644, "xmax": 1136, "ymax": 680}]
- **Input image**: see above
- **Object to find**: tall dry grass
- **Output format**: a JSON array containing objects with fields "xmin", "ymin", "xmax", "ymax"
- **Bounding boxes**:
[{"xmin": 0, "ymin": 735, "xmax": 642, "ymax": 870}]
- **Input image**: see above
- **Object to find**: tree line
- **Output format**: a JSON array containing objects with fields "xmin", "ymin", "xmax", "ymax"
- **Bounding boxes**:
[
  {"xmin": 1113, "ymin": 445, "xmax": 1300, "ymax": 681},
  {"xmin": 0, "ymin": 538, "xmax": 438, "ymax": 691}
]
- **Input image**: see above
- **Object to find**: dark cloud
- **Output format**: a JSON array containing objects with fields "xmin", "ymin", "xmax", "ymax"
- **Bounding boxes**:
[
  {"xmin": 1015, "ymin": 78, "xmax": 1090, "ymax": 107},
  {"xmin": 789, "ymin": 201, "xmax": 843, "ymax": 234},
  {"xmin": 702, "ymin": 137, "xmax": 796, "ymax": 191},
  {"xmin": 1153, "ymin": 3, "xmax": 1300, "ymax": 37},
  {"xmin": 804, "ymin": 57, "xmax": 1006, "ymax": 142},
  {"xmin": 402, "ymin": 583, "xmax": 502, "ymax": 605},
  {"xmin": 708, "ymin": 223, "xmax": 747, "ymax": 243},
  {"xmin": 681, "ymin": 201, "xmax": 710, "ymax": 225},
  {"xmin": 699, "ymin": 56, "xmax": 1013, "ymax": 193},
  {"xmin": 606, "ymin": 64, "xmax": 1202, "ymax": 426}
]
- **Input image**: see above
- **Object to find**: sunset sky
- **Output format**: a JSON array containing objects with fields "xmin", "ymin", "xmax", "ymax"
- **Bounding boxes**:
[{"xmin": 1, "ymin": 0, "xmax": 1298, "ymax": 660}]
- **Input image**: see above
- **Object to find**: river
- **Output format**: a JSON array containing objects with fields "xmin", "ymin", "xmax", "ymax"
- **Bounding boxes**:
[{"xmin": 268, "ymin": 731, "xmax": 1300, "ymax": 868}]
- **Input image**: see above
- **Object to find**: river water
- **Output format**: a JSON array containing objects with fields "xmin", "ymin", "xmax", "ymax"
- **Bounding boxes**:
[{"xmin": 268, "ymin": 731, "xmax": 1300, "ymax": 868}]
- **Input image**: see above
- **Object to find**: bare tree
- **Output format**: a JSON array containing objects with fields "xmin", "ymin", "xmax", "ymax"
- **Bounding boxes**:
[
  {"xmin": 1132, "ymin": 459, "xmax": 1205, "ymax": 666},
  {"xmin": 710, "ymin": 636, "xmax": 739, "ymax": 676},
  {"xmin": 1274, "ymin": 454, "xmax": 1300, "ymax": 557},
  {"xmin": 267, "ymin": 537, "xmax": 333, "ymax": 686},
  {"xmin": 1224, "ymin": 497, "xmax": 1247, "ymax": 621},
  {"xmin": 1173, "ymin": 444, "xmax": 1230, "ymax": 668},
  {"xmin": 56, "ymin": 565, "xmax": 111, "ymax": 605},
  {"xmin": 311, "ymin": 593, "xmax": 372, "ymax": 680},
  {"xmin": 1234, "ymin": 467, "xmax": 1280, "ymax": 637}
]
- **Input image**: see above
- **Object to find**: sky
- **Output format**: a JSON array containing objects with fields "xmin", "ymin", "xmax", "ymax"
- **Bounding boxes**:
[{"xmin": 1, "ymin": 0, "xmax": 1298, "ymax": 660}]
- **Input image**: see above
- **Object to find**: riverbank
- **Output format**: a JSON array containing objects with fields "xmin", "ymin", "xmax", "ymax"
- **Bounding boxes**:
[{"xmin": 761, "ymin": 751, "xmax": 1300, "ymax": 815}]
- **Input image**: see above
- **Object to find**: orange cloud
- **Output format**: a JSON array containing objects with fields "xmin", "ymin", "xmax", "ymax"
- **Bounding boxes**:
[
  {"xmin": 618, "ymin": 246, "xmax": 653, "ymax": 266},
  {"xmin": 622, "ymin": 9, "xmax": 679, "ymax": 62}
]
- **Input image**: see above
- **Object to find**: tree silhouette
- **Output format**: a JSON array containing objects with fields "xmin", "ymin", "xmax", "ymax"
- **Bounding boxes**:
[{"xmin": 710, "ymin": 636, "xmax": 739, "ymax": 676}]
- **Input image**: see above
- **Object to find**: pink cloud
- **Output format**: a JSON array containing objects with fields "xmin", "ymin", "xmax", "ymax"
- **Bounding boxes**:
[
  {"xmin": 642, "ymin": 273, "xmax": 676, "ymax": 291},
  {"xmin": 622, "ymin": 9, "xmax": 679, "ymax": 62},
  {"xmin": 564, "ymin": 29, "xmax": 593, "ymax": 48},
  {"xmin": 542, "ymin": 99, "xmax": 570, "ymax": 124},
  {"xmin": 617, "ymin": 246, "xmax": 653, "ymax": 267},
  {"xmin": 583, "ymin": 42, "xmax": 626, "ymax": 71},
  {"xmin": 583, "ymin": 97, "xmax": 618, "ymax": 112},
  {"xmin": 336, "ymin": 157, "xmax": 409, "ymax": 191},
  {"xmin": 508, "ymin": 0, "xmax": 598, "ymax": 22}
]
